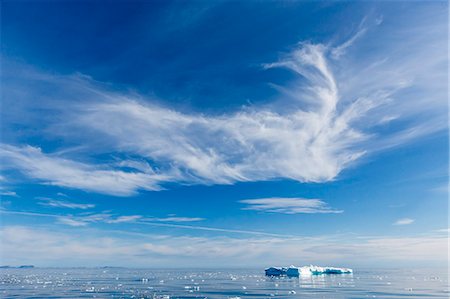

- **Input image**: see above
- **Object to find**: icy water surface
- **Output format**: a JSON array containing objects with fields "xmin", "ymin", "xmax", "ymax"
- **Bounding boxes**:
[{"xmin": 1, "ymin": 268, "xmax": 448, "ymax": 298}]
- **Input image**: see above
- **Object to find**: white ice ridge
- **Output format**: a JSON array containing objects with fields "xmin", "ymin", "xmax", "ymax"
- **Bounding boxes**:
[{"xmin": 265, "ymin": 265, "xmax": 353, "ymax": 276}]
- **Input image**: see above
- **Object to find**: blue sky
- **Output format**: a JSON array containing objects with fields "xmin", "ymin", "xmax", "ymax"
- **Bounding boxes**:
[{"xmin": 0, "ymin": 1, "xmax": 448, "ymax": 268}]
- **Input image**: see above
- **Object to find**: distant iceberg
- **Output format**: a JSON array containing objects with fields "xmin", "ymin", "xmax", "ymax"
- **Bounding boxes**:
[
  {"xmin": 0, "ymin": 265, "xmax": 35, "ymax": 269},
  {"xmin": 264, "ymin": 267, "xmax": 287, "ymax": 276},
  {"xmin": 286, "ymin": 266, "xmax": 300, "ymax": 277},
  {"xmin": 265, "ymin": 265, "xmax": 352, "ymax": 277},
  {"xmin": 300, "ymin": 265, "xmax": 352, "ymax": 275}
]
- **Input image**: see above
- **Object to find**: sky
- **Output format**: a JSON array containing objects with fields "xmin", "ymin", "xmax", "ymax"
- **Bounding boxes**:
[{"xmin": 0, "ymin": 1, "xmax": 448, "ymax": 268}]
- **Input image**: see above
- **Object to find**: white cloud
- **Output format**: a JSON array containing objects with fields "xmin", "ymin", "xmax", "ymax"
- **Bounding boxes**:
[
  {"xmin": 330, "ymin": 15, "xmax": 385, "ymax": 60},
  {"xmin": 431, "ymin": 183, "xmax": 448, "ymax": 194},
  {"xmin": 240, "ymin": 197, "xmax": 342, "ymax": 214},
  {"xmin": 55, "ymin": 213, "xmax": 284, "ymax": 237},
  {"xmin": 38, "ymin": 197, "xmax": 95, "ymax": 209},
  {"xmin": 2, "ymin": 208, "xmax": 206, "ymax": 229},
  {"xmin": 136, "ymin": 220, "xmax": 286, "ymax": 237},
  {"xmin": 0, "ymin": 191, "xmax": 18, "ymax": 197},
  {"xmin": 57, "ymin": 217, "xmax": 88, "ymax": 227},
  {"xmin": 0, "ymin": 43, "xmax": 370, "ymax": 194},
  {"xmin": 106, "ymin": 215, "xmax": 142, "ymax": 223},
  {"xmin": 0, "ymin": 226, "xmax": 447, "ymax": 267},
  {"xmin": 0, "ymin": 13, "xmax": 446, "ymax": 195},
  {"xmin": 73, "ymin": 42, "xmax": 369, "ymax": 187},
  {"xmin": 0, "ymin": 177, "xmax": 19, "ymax": 197},
  {"xmin": 56, "ymin": 213, "xmax": 142, "ymax": 227},
  {"xmin": 393, "ymin": 218, "xmax": 415, "ymax": 226},
  {"xmin": 58, "ymin": 213, "xmax": 206, "ymax": 227},
  {"xmin": 331, "ymin": 27, "xmax": 367, "ymax": 59},
  {"xmin": 144, "ymin": 216, "xmax": 204, "ymax": 222},
  {"xmin": 0, "ymin": 209, "xmax": 290, "ymax": 237},
  {"xmin": 0, "ymin": 209, "xmax": 143, "ymax": 227},
  {"xmin": 0, "ymin": 144, "xmax": 172, "ymax": 196}
]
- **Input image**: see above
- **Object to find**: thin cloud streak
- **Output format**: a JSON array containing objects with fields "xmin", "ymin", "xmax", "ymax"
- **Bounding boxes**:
[
  {"xmin": 331, "ymin": 27, "xmax": 367, "ymax": 59},
  {"xmin": 0, "ymin": 209, "xmax": 290, "ymax": 237},
  {"xmin": 393, "ymin": 218, "xmax": 415, "ymax": 226},
  {"xmin": 144, "ymin": 216, "xmax": 205, "ymax": 222},
  {"xmin": 0, "ymin": 191, "xmax": 19, "ymax": 197},
  {"xmin": 240, "ymin": 197, "xmax": 342, "ymax": 214},
  {"xmin": 136, "ymin": 220, "xmax": 292, "ymax": 237},
  {"xmin": 37, "ymin": 197, "xmax": 95, "ymax": 209}
]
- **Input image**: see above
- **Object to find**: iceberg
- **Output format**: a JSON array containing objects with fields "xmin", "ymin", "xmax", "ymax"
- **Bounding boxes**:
[
  {"xmin": 286, "ymin": 266, "xmax": 300, "ymax": 277},
  {"xmin": 264, "ymin": 267, "xmax": 287, "ymax": 276},
  {"xmin": 265, "ymin": 265, "xmax": 352, "ymax": 276},
  {"xmin": 301, "ymin": 265, "xmax": 352, "ymax": 275},
  {"xmin": 264, "ymin": 266, "xmax": 299, "ymax": 277}
]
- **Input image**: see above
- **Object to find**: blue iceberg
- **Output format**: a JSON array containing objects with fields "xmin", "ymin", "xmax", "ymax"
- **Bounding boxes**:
[
  {"xmin": 264, "ymin": 266, "xmax": 299, "ymax": 277},
  {"xmin": 264, "ymin": 267, "xmax": 287, "ymax": 276},
  {"xmin": 265, "ymin": 265, "xmax": 352, "ymax": 276},
  {"xmin": 286, "ymin": 266, "xmax": 300, "ymax": 277},
  {"xmin": 304, "ymin": 265, "xmax": 353, "ymax": 275}
]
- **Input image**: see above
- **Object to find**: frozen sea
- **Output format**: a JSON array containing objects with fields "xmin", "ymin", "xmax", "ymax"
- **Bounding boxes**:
[{"xmin": 1, "ymin": 268, "xmax": 448, "ymax": 298}]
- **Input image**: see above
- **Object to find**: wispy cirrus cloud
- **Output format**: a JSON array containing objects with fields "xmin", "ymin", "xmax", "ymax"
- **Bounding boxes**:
[
  {"xmin": 144, "ymin": 216, "xmax": 205, "ymax": 222},
  {"xmin": 0, "ymin": 209, "xmax": 287, "ymax": 237},
  {"xmin": 0, "ymin": 175, "xmax": 19, "ymax": 197},
  {"xmin": 331, "ymin": 17, "xmax": 371, "ymax": 59},
  {"xmin": 57, "ymin": 213, "xmax": 143, "ymax": 227},
  {"xmin": 393, "ymin": 218, "xmax": 415, "ymax": 226},
  {"xmin": 0, "ymin": 144, "xmax": 172, "ymax": 196},
  {"xmin": 42, "ymin": 210, "xmax": 203, "ymax": 228},
  {"xmin": 57, "ymin": 217, "xmax": 88, "ymax": 227},
  {"xmin": 0, "ymin": 13, "xmax": 446, "ymax": 196},
  {"xmin": 37, "ymin": 197, "xmax": 95, "ymax": 210},
  {"xmin": 240, "ymin": 197, "xmax": 342, "ymax": 214},
  {"xmin": 0, "ymin": 43, "xmax": 369, "ymax": 194}
]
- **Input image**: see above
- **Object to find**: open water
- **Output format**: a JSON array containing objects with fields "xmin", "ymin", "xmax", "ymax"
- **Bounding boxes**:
[{"xmin": 1, "ymin": 268, "xmax": 448, "ymax": 298}]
